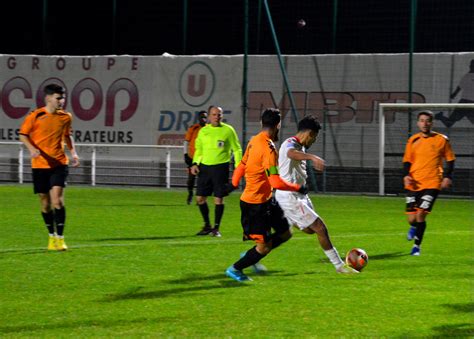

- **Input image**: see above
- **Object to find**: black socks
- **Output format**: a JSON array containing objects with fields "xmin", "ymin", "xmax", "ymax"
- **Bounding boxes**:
[
  {"xmin": 214, "ymin": 204, "xmax": 224, "ymax": 230},
  {"xmin": 233, "ymin": 246, "xmax": 266, "ymax": 271},
  {"xmin": 42, "ymin": 211, "xmax": 55, "ymax": 235},
  {"xmin": 269, "ymin": 232, "xmax": 290, "ymax": 250},
  {"xmin": 198, "ymin": 202, "xmax": 210, "ymax": 226},
  {"xmin": 414, "ymin": 221, "xmax": 427, "ymax": 246},
  {"xmin": 54, "ymin": 207, "xmax": 66, "ymax": 236}
]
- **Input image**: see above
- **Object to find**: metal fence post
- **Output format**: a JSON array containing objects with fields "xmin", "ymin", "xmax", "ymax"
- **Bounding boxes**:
[
  {"xmin": 91, "ymin": 146, "xmax": 96, "ymax": 186},
  {"xmin": 18, "ymin": 144, "xmax": 24, "ymax": 184},
  {"xmin": 378, "ymin": 104, "xmax": 385, "ymax": 196},
  {"xmin": 166, "ymin": 149, "xmax": 171, "ymax": 189}
]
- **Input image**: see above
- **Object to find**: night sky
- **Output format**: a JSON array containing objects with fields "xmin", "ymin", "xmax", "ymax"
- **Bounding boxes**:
[{"xmin": 1, "ymin": 0, "xmax": 473, "ymax": 56}]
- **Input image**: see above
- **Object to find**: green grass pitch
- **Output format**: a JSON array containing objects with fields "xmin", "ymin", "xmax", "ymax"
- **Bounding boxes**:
[{"xmin": 0, "ymin": 185, "xmax": 472, "ymax": 337}]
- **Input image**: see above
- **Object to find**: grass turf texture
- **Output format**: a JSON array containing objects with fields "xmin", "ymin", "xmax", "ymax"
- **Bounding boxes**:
[{"xmin": 0, "ymin": 185, "xmax": 472, "ymax": 337}]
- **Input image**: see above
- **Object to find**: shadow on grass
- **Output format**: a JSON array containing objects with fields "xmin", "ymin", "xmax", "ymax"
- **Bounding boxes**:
[
  {"xmin": 441, "ymin": 302, "xmax": 474, "ymax": 313},
  {"xmin": 0, "ymin": 317, "xmax": 174, "ymax": 334},
  {"xmin": 0, "ymin": 248, "xmax": 49, "ymax": 255},
  {"xmin": 93, "ymin": 235, "xmax": 194, "ymax": 242},
  {"xmin": 101, "ymin": 281, "xmax": 248, "ymax": 302},
  {"xmin": 101, "ymin": 204, "xmax": 185, "ymax": 207},
  {"xmin": 431, "ymin": 323, "xmax": 474, "ymax": 337},
  {"xmin": 257, "ymin": 270, "xmax": 300, "ymax": 277},
  {"xmin": 368, "ymin": 252, "xmax": 410, "ymax": 260},
  {"xmin": 163, "ymin": 270, "xmax": 295, "ymax": 284}
]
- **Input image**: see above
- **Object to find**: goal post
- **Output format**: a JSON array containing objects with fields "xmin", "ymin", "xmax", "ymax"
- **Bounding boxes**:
[{"xmin": 378, "ymin": 103, "xmax": 474, "ymax": 196}]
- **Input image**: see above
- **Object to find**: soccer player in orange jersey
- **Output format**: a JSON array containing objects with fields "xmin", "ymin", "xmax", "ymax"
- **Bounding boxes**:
[
  {"xmin": 19, "ymin": 84, "xmax": 80, "ymax": 251},
  {"xmin": 403, "ymin": 110, "xmax": 456, "ymax": 255},
  {"xmin": 183, "ymin": 111, "xmax": 207, "ymax": 204},
  {"xmin": 225, "ymin": 108, "xmax": 307, "ymax": 282}
]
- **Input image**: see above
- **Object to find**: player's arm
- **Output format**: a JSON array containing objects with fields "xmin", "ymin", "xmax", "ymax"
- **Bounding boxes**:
[
  {"xmin": 229, "ymin": 126, "xmax": 243, "ymax": 166},
  {"xmin": 183, "ymin": 127, "xmax": 193, "ymax": 165},
  {"xmin": 65, "ymin": 135, "xmax": 80, "ymax": 167},
  {"xmin": 402, "ymin": 161, "xmax": 414, "ymax": 186},
  {"xmin": 264, "ymin": 143, "xmax": 306, "ymax": 192},
  {"xmin": 440, "ymin": 139, "xmax": 455, "ymax": 189},
  {"xmin": 64, "ymin": 119, "xmax": 80, "ymax": 167},
  {"xmin": 402, "ymin": 139, "xmax": 415, "ymax": 186},
  {"xmin": 190, "ymin": 130, "xmax": 203, "ymax": 175},
  {"xmin": 231, "ymin": 160, "xmax": 247, "ymax": 188},
  {"xmin": 441, "ymin": 138, "xmax": 456, "ymax": 189},
  {"xmin": 441, "ymin": 160, "xmax": 455, "ymax": 189},
  {"xmin": 231, "ymin": 144, "xmax": 250, "ymax": 188},
  {"xmin": 266, "ymin": 147, "xmax": 306, "ymax": 192},
  {"xmin": 18, "ymin": 113, "xmax": 40, "ymax": 158},
  {"xmin": 19, "ymin": 134, "xmax": 40, "ymax": 158},
  {"xmin": 287, "ymin": 149, "xmax": 325, "ymax": 172},
  {"xmin": 183, "ymin": 140, "xmax": 193, "ymax": 166},
  {"xmin": 267, "ymin": 168, "xmax": 306, "ymax": 193}
]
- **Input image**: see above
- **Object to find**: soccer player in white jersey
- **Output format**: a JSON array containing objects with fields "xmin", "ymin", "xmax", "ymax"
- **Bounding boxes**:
[{"xmin": 275, "ymin": 115, "xmax": 358, "ymax": 274}]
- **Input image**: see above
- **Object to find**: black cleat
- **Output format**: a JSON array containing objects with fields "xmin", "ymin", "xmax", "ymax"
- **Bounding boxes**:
[
  {"xmin": 210, "ymin": 228, "xmax": 222, "ymax": 237},
  {"xmin": 196, "ymin": 225, "xmax": 212, "ymax": 236},
  {"xmin": 186, "ymin": 193, "xmax": 193, "ymax": 205}
]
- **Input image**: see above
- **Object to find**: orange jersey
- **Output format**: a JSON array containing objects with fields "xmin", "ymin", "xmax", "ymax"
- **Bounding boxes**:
[
  {"xmin": 185, "ymin": 123, "xmax": 203, "ymax": 158},
  {"xmin": 239, "ymin": 131, "xmax": 280, "ymax": 204},
  {"xmin": 403, "ymin": 131, "xmax": 456, "ymax": 191},
  {"xmin": 19, "ymin": 107, "xmax": 73, "ymax": 169}
]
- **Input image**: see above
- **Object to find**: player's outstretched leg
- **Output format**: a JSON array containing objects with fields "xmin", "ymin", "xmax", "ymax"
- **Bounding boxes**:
[
  {"xmin": 306, "ymin": 219, "xmax": 358, "ymax": 274},
  {"xmin": 240, "ymin": 251, "xmax": 267, "ymax": 274},
  {"xmin": 226, "ymin": 245, "xmax": 269, "ymax": 282}
]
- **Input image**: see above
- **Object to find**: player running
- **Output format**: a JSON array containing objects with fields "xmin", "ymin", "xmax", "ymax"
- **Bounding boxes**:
[
  {"xmin": 19, "ymin": 84, "xmax": 80, "ymax": 251},
  {"xmin": 183, "ymin": 110, "xmax": 207, "ymax": 204},
  {"xmin": 225, "ymin": 108, "xmax": 307, "ymax": 282},
  {"xmin": 403, "ymin": 110, "xmax": 456, "ymax": 255},
  {"xmin": 275, "ymin": 115, "xmax": 358, "ymax": 274}
]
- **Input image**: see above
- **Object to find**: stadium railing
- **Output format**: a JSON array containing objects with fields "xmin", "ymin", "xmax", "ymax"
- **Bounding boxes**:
[{"xmin": 0, "ymin": 142, "xmax": 184, "ymax": 188}]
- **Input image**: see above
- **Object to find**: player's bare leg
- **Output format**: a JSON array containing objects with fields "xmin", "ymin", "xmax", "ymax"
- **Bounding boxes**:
[
  {"xmin": 305, "ymin": 218, "xmax": 357, "ymax": 273},
  {"xmin": 39, "ymin": 193, "xmax": 57, "ymax": 250},
  {"xmin": 50, "ymin": 186, "xmax": 67, "ymax": 250},
  {"xmin": 196, "ymin": 195, "xmax": 212, "ymax": 235}
]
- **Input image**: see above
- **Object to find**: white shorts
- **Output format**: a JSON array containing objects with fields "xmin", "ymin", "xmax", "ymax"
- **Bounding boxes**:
[{"xmin": 275, "ymin": 190, "xmax": 319, "ymax": 230}]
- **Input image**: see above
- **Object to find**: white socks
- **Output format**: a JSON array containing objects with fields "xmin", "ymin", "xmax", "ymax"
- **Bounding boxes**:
[{"xmin": 324, "ymin": 247, "xmax": 345, "ymax": 269}]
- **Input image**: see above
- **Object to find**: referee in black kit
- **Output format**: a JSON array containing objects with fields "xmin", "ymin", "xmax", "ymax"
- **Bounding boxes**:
[{"xmin": 190, "ymin": 106, "xmax": 242, "ymax": 237}]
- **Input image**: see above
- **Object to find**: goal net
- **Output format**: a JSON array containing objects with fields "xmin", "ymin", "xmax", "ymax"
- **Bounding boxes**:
[{"xmin": 378, "ymin": 103, "xmax": 474, "ymax": 196}]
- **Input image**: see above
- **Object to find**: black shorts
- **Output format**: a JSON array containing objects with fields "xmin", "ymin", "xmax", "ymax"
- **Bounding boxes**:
[
  {"xmin": 405, "ymin": 189, "xmax": 440, "ymax": 214},
  {"xmin": 240, "ymin": 198, "xmax": 290, "ymax": 243},
  {"xmin": 32, "ymin": 165, "xmax": 69, "ymax": 194},
  {"xmin": 196, "ymin": 163, "xmax": 229, "ymax": 198}
]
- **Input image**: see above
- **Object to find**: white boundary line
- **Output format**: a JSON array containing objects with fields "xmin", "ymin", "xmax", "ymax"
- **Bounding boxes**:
[{"xmin": 0, "ymin": 230, "xmax": 471, "ymax": 253}]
